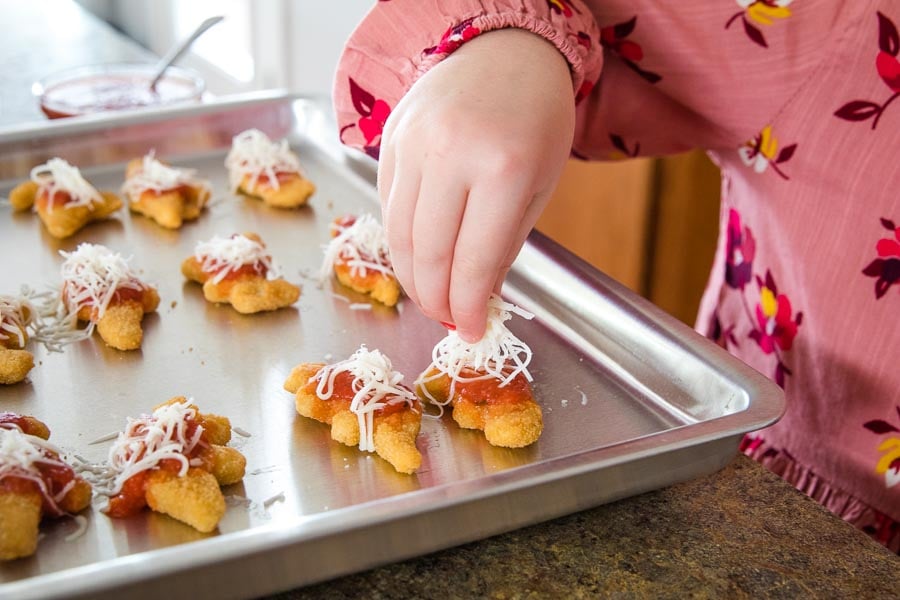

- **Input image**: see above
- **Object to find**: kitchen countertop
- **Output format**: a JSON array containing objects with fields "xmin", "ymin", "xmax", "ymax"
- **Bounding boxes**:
[
  {"xmin": 2, "ymin": 2, "xmax": 897, "ymax": 598},
  {"xmin": 0, "ymin": 0, "xmax": 154, "ymax": 128},
  {"xmin": 277, "ymin": 455, "xmax": 899, "ymax": 598}
]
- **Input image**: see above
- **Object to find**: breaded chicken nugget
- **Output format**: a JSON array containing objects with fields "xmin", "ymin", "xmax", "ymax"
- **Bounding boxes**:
[
  {"xmin": 320, "ymin": 214, "xmax": 401, "ymax": 307},
  {"xmin": 236, "ymin": 171, "xmax": 315, "ymax": 208},
  {"xmin": 9, "ymin": 158, "xmax": 121, "ymax": 238},
  {"xmin": 196, "ymin": 413, "xmax": 233, "ymax": 446},
  {"xmin": 284, "ymin": 347, "xmax": 422, "ymax": 474},
  {"xmin": 0, "ymin": 295, "xmax": 35, "ymax": 384},
  {"xmin": 123, "ymin": 153, "xmax": 212, "ymax": 229},
  {"xmin": 57, "ymin": 243, "xmax": 159, "ymax": 351},
  {"xmin": 225, "ymin": 129, "xmax": 315, "ymax": 208},
  {"xmin": 182, "ymin": 232, "xmax": 300, "ymax": 314},
  {"xmin": 0, "ymin": 350, "xmax": 34, "ymax": 385},
  {"xmin": 416, "ymin": 295, "xmax": 542, "ymax": 448},
  {"xmin": 145, "ymin": 468, "xmax": 225, "ymax": 534},
  {"xmin": 418, "ymin": 369, "xmax": 542, "ymax": 449},
  {"xmin": 8, "ymin": 180, "xmax": 39, "ymax": 212},
  {"xmin": 200, "ymin": 445, "xmax": 247, "ymax": 486},
  {"xmin": 153, "ymin": 397, "xmax": 232, "ymax": 446},
  {"xmin": 103, "ymin": 398, "xmax": 245, "ymax": 532},
  {"xmin": 93, "ymin": 294, "xmax": 159, "ymax": 351},
  {"xmin": 0, "ymin": 420, "xmax": 93, "ymax": 560},
  {"xmin": 154, "ymin": 401, "xmax": 245, "ymax": 486},
  {"xmin": 0, "ymin": 489, "xmax": 41, "ymax": 560}
]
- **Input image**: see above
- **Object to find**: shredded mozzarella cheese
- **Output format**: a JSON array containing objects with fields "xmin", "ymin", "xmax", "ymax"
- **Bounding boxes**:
[
  {"xmin": 64, "ymin": 514, "xmax": 89, "ymax": 542},
  {"xmin": 12, "ymin": 285, "xmax": 82, "ymax": 352},
  {"xmin": 193, "ymin": 234, "xmax": 279, "ymax": 284},
  {"xmin": 262, "ymin": 491, "xmax": 285, "ymax": 508},
  {"xmin": 0, "ymin": 294, "xmax": 35, "ymax": 349},
  {"xmin": 0, "ymin": 427, "xmax": 74, "ymax": 516},
  {"xmin": 416, "ymin": 296, "xmax": 535, "ymax": 410},
  {"xmin": 224, "ymin": 129, "xmax": 302, "ymax": 193},
  {"xmin": 102, "ymin": 400, "xmax": 204, "ymax": 496},
  {"xmin": 319, "ymin": 214, "xmax": 394, "ymax": 283},
  {"xmin": 121, "ymin": 150, "xmax": 211, "ymax": 201},
  {"xmin": 40, "ymin": 244, "xmax": 149, "ymax": 345},
  {"xmin": 312, "ymin": 345, "xmax": 417, "ymax": 453},
  {"xmin": 29, "ymin": 158, "xmax": 103, "ymax": 210}
]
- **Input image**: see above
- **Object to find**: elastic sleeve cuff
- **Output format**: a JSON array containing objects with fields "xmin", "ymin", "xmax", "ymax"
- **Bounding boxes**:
[{"xmin": 333, "ymin": 0, "xmax": 603, "ymax": 158}]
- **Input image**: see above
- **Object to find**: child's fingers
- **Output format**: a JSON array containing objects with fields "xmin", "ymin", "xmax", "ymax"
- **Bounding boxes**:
[
  {"xmin": 376, "ymin": 142, "xmax": 394, "ymax": 211},
  {"xmin": 411, "ymin": 172, "xmax": 467, "ymax": 325},
  {"xmin": 492, "ymin": 191, "xmax": 551, "ymax": 295},
  {"xmin": 450, "ymin": 185, "xmax": 529, "ymax": 342},
  {"xmin": 382, "ymin": 161, "xmax": 421, "ymax": 307}
]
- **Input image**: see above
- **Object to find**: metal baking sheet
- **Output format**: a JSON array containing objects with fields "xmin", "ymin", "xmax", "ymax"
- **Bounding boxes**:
[{"xmin": 0, "ymin": 92, "xmax": 784, "ymax": 599}]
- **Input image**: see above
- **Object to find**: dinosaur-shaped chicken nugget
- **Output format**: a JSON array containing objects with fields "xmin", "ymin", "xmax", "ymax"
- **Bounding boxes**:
[
  {"xmin": 0, "ymin": 414, "xmax": 92, "ymax": 560},
  {"xmin": 182, "ymin": 232, "xmax": 300, "ymax": 314},
  {"xmin": 123, "ymin": 152, "xmax": 212, "ymax": 229},
  {"xmin": 416, "ymin": 296, "xmax": 542, "ymax": 448},
  {"xmin": 284, "ymin": 346, "xmax": 422, "ymax": 474},
  {"xmin": 320, "ymin": 214, "xmax": 401, "ymax": 307},
  {"xmin": 225, "ymin": 129, "xmax": 315, "ymax": 208},
  {"xmin": 52, "ymin": 244, "xmax": 159, "ymax": 351},
  {"xmin": 0, "ymin": 295, "xmax": 36, "ymax": 385},
  {"xmin": 102, "ymin": 398, "xmax": 246, "ymax": 533},
  {"xmin": 8, "ymin": 158, "xmax": 121, "ymax": 238}
]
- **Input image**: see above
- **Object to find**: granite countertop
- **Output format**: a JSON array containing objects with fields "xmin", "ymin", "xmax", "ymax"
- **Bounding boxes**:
[
  {"xmin": 3, "ymin": 2, "xmax": 898, "ymax": 598},
  {"xmin": 277, "ymin": 456, "xmax": 899, "ymax": 598}
]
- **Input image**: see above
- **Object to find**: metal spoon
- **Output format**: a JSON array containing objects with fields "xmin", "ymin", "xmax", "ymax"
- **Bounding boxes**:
[{"xmin": 148, "ymin": 15, "xmax": 225, "ymax": 90}]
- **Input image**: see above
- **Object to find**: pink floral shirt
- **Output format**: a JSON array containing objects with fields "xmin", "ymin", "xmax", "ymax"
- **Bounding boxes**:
[{"xmin": 334, "ymin": 0, "xmax": 900, "ymax": 551}]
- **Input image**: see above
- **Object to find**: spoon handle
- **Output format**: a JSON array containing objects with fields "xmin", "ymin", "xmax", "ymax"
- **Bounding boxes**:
[{"xmin": 149, "ymin": 15, "xmax": 225, "ymax": 90}]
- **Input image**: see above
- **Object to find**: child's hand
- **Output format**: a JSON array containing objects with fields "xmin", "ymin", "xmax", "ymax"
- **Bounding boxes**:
[{"xmin": 378, "ymin": 28, "xmax": 575, "ymax": 342}]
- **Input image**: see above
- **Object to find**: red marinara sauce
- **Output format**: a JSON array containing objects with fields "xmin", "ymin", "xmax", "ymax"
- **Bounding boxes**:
[
  {"xmin": 0, "ymin": 450, "xmax": 77, "ymax": 517},
  {"xmin": 0, "ymin": 412, "xmax": 30, "ymax": 432},
  {"xmin": 105, "ymin": 415, "xmax": 209, "ymax": 518},
  {"xmin": 35, "ymin": 188, "xmax": 75, "ymax": 210},
  {"xmin": 110, "ymin": 286, "xmax": 146, "ymax": 305},
  {"xmin": 451, "ymin": 371, "xmax": 532, "ymax": 406},
  {"xmin": 253, "ymin": 171, "xmax": 298, "ymax": 189},
  {"xmin": 105, "ymin": 471, "xmax": 148, "ymax": 517},
  {"xmin": 139, "ymin": 183, "xmax": 189, "ymax": 199},
  {"xmin": 204, "ymin": 261, "xmax": 269, "ymax": 282},
  {"xmin": 39, "ymin": 71, "xmax": 202, "ymax": 120},
  {"xmin": 62, "ymin": 283, "xmax": 146, "ymax": 317},
  {"xmin": 331, "ymin": 214, "xmax": 357, "ymax": 237},
  {"xmin": 308, "ymin": 370, "xmax": 416, "ymax": 416}
]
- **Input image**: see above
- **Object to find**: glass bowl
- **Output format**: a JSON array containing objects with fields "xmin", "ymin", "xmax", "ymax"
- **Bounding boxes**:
[{"xmin": 34, "ymin": 63, "xmax": 206, "ymax": 119}]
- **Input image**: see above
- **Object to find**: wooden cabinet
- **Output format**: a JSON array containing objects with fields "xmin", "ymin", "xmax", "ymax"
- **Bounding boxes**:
[{"xmin": 536, "ymin": 150, "xmax": 721, "ymax": 326}]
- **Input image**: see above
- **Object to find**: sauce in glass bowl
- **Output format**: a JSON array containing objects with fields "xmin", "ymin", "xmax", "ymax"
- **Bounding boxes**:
[{"xmin": 35, "ymin": 64, "xmax": 205, "ymax": 119}]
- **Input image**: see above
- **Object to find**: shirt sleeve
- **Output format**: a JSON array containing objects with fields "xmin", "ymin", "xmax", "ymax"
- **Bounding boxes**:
[
  {"xmin": 334, "ymin": 0, "xmax": 859, "ymax": 160},
  {"xmin": 332, "ymin": 0, "xmax": 604, "ymax": 159}
]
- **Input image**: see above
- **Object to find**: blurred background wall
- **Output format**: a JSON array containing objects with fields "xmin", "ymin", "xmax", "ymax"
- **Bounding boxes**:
[{"xmin": 76, "ymin": 0, "xmax": 721, "ymax": 326}]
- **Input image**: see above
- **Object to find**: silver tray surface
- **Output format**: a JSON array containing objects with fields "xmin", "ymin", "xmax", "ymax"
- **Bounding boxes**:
[{"xmin": 0, "ymin": 93, "xmax": 783, "ymax": 600}]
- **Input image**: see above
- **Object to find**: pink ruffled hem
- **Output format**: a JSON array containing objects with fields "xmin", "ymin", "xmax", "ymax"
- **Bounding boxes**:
[{"xmin": 741, "ymin": 435, "xmax": 900, "ymax": 554}]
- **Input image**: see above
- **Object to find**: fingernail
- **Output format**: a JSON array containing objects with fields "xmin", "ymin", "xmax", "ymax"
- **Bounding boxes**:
[
  {"xmin": 459, "ymin": 331, "xmax": 481, "ymax": 344},
  {"xmin": 440, "ymin": 321, "xmax": 456, "ymax": 330}
]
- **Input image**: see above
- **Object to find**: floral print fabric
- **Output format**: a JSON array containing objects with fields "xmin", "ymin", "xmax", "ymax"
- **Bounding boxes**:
[
  {"xmin": 716, "ymin": 209, "xmax": 802, "ymax": 387},
  {"xmin": 835, "ymin": 12, "xmax": 900, "ymax": 129},
  {"xmin": 334, "ymin": 0, "xmax": 900, "ymax": 552}
]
